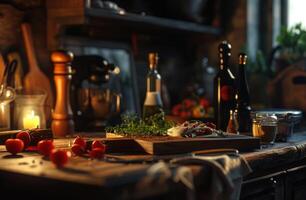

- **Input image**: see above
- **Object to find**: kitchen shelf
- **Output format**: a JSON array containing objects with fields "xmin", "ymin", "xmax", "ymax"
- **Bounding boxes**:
[
  {"xmin": 47, "ymin": 3, "xmax": 221, "ymax": 49},
  {"xmin": 85, "ymin": 8, "xmax": 221, "ymax": 35}
]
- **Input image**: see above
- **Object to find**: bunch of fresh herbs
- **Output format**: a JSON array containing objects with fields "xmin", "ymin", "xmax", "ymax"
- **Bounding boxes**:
[{"xmin": 105, "ymin": 112, "xmax": 175, "ymax": 137}]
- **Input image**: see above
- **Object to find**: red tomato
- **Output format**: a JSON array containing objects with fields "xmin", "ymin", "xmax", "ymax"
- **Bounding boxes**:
[
  {"xmin": 73, "ymin": 136, "xmax": 86, "ymax": 149},
  {"xmin": 37, "ymin": 140, "xmax": 54, "ymax": 157},
  {"xmin": 183, "ymin": 99, "xmax": 196, "ymax": 109},
  {"xmin": 50, "ymin": 149, "xmax": 68, "ymax": 168},
  {"xmin": 71, "ymin": 144, "xmax": 85, "ymax": 156},
  {"xmin": 16, "ymin": 131, "xmax": 31, "ymax": 148},
  {"xmin": 199, "ymin": 98, "xmax": 210, "ymax": 108},
  {"xmin": 5, "ymin": 139, "xmax": 24, "ymax": 155},
  {"xmin": 91, "ymin": 140, "xmax": 106, "ymax": 152},
  {"xmin": 90, "ymin": 148, "xmax": 105, "ymax": 159},
  {"xmin": 172, "ymin": 104, "xmax": 182, "ymax": 116}
]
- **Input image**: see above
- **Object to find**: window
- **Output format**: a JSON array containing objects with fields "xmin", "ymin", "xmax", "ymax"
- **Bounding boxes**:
[{"xmin": 288, "ymin": 0, "xmax": 306, "ymax": 27}]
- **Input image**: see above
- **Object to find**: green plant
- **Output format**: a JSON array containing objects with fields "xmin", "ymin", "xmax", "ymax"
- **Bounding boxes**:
[
  {"xmin": 276, "ymin": 23, "xmax": 306, "ymax": 64},
  {"xmin": 247, "ymin": 50, "xmax": 269, "ymax": 74},
  {"xmin": 105, "ymin": 112, "xmax": 175, "ymax": 136}
]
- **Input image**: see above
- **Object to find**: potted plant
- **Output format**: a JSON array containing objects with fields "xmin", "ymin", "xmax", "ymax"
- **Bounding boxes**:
[
  {"xmin": 267, "ymin": 23, "xmax": 306, "ymax": 110},
  {"xmin": 272, "ymin": 23, "xmax": 306, "ymax": 73}
]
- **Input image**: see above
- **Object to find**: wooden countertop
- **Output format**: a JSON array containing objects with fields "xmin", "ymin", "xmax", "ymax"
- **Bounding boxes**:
[{"xmin": 1, "ymin": 133, "xmax": 306, "ymax": 198}]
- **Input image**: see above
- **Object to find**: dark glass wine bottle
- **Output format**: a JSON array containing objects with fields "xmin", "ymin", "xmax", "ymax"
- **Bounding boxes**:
[
  {"xmin": 214, "ymin": 41, "xmax": 236, "ymax": 131},
  {"xmin": 236, "ymin": 53, "xmax": 252, "ymax": 133},
  {"xmin": 143, "ymin": 53, "xmax": 164, "ymax": 119}
]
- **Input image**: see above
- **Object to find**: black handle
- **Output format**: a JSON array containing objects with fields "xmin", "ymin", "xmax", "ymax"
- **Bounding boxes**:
[{"xmin": 6, "ymin": 59, "xmax": 17, "ymax": 87}]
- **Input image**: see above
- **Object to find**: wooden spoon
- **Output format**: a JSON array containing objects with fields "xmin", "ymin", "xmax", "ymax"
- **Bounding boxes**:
[{"xmin": 21, "ymin": 23, "xmax": 53, "ymax": 121}]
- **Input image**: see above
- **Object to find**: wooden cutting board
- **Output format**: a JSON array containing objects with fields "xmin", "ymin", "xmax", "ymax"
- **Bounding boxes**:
[
  {"xmin": 102, "ymin": 134, "xmax": 261, "ymax": 155},
  {"xmin": 21, "ymin": 23, "xmax": 53, "ymax": 120}
]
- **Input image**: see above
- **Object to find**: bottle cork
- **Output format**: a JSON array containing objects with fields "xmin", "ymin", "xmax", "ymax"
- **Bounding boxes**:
[
  {"xmin": 148, "ymin": 52, "xmax": 158, "ymax": 69},
  {"xmin": 238, "ymin": 53, "xmax": 247, "ymax": 65}
]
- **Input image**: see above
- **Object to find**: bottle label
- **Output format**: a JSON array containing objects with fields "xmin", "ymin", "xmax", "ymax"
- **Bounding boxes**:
[
  {"xmin": 221, "ymin": 85, "xmax": 234, "ymax": 101},
  {"xmin": 144, "ymin": 92, "xmax": 163, "ymax": 106}
]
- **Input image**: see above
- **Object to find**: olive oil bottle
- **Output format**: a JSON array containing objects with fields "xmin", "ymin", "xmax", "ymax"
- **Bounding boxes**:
[
  {"xmin": 143, "ymin": 53, "xmax": 164, "ymax": 119},
  {"xmin": 236, "ymin": 53, "xmax": 252, "ymax": 133}
]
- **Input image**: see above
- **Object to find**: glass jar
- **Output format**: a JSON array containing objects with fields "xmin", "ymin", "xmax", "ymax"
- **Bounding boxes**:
[
  {"xmin": 252, "ymin": 113, "xmax": 278, "ymax": 145},
  {"xmin": 13, "ymin": 89, "xmax": 46, "ymax": 130}
]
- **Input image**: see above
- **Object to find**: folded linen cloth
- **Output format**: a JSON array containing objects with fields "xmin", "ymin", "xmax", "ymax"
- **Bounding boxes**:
[
  {"xmin": 63, "ymin": 152, "xmax": 250, "ymax": 199},
  {"xmin": 170, "ymin": 154, "xmax": 252, "ymax": 200}
]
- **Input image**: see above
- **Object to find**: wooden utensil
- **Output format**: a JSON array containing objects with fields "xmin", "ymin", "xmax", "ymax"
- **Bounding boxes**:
[{"xmin": 21, "ymin": 23, "xmax": 53, "ymax": 120}]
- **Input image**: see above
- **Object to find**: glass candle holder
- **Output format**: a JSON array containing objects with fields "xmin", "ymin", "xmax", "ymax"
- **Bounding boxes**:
[
  {"xmin": 0, "ymin": 103, "xmax": 10, "ymax": 131},
  {"xmin": 13, "ymin": 89, "xmax": 47, "ymax": 130}
]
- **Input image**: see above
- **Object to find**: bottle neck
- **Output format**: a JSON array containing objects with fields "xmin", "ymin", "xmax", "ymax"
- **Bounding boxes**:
[
  {"xmin": 238, "ymin": 64, "xmax": 247, "ymax": 79},
  {"xmin": 219, "ymin": 53, "xmax": 230, "ymax": 70},
  {"xmin": 219, "ymin": 58, "xmax": 229, "ymax": 70},
  {"xmin": 149, "ymin": 64, "xmax": 157, "ymax": 70},
  {"xmin": 237, "ymin": 64, "xmax": 250, "ymax": 105},
  {"xmin": 220, "ymin": 64, "xmax": 228, "ymax": 70}
]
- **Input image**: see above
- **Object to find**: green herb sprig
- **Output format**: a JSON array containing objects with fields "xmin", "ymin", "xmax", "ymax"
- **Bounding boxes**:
[{"xmin": 106, "ymin": 112, "xmax": 175, "ymax": 137}]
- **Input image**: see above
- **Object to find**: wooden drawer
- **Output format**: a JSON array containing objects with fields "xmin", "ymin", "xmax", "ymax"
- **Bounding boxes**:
[
  {"xmin": 241, "ymin": 172, "xmax": 285, "ymax": 200},
  {"xmin": 286, "ymin": 165, "xmax": 306, "ymax": 200}
]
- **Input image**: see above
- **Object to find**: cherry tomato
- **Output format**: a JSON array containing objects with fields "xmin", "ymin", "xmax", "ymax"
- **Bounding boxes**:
[
  {"xmin": 183, "ymin": 99, "xmax": 196, "ymax": 109},
  {"xmin": 5, "ymin": 139, "xmax": 24, "ymax": 155},
  {"xmin": 16, "ymin": 131, "xmax": 31, "ymax": 148},
  {"xmin": 90, "ymin": 148, "xmax": 105, "ymax": 159},
  {"xmin": 73, "ymin": 136, "xmax": 86, "ymax": 149},
  {"xmin": 71, "ymin": 144, "xmax": 85, "ymax": 156},
  {"xmin": 91, "ymin": 140, "xmax": 106, "ymax": 152},
  {"xmin": 199, "ymin": 98, "xmax": 210, "ymax": 108},
  {"xmin": 172, "ymin": 104, "xmax": 182, "ymax": 116},
  {"xmin": 37, "ymin": 140, "xmax": 54, "ymax": 156},
  {"xmin": 50, "ymin": 149, "xmax": 68, "ymax": 168}
]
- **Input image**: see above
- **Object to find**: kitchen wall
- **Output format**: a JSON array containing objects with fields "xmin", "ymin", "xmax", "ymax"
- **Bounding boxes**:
[{"xmin": 0, "ymin": 0, "xmax": 252, "ymax": 112}]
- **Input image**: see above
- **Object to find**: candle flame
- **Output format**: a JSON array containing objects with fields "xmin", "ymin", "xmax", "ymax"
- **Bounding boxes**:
[{"xmin": 30, "ymin": 110, "xmax": 35, "ymax": 117}]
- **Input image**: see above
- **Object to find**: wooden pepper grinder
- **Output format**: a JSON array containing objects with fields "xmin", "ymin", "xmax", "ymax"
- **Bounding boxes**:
[{"xmin": 51, "ymin": 50, "xmax": 75, "ymax": 137}]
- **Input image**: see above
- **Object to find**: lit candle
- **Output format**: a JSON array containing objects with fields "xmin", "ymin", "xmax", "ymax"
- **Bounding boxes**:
[{"xmin": 23, "ymin": 110, "xmax": 40, "ymax": 129}]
